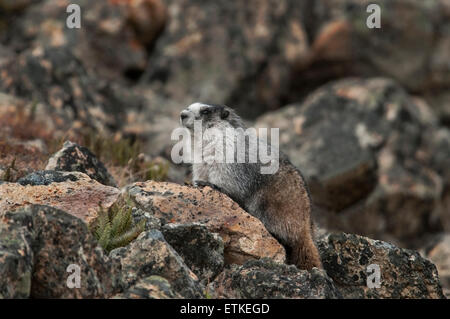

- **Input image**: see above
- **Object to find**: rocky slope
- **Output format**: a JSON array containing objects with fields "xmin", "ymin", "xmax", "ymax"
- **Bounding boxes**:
[
  {"xmin": 0, "ymin": 0, "xmax": 449, "ymax": 299},
  {"xmin": 0, "ymin": 143, "xmax": 446, "ymax": 298}
]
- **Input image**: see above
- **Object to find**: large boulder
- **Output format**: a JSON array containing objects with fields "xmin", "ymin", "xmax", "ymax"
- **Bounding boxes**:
[
  {"xmin": 0, "ymin": 205, "xmax": 121, "ymax": 298},
  {"xmin": 255, "ymin": 78, "xmax": 448, "ymax": 244},
  {"xmin": 318, "ymin": 232, "xmax": 445, "ymax": 299},
  {"xmin": 125, "ymin": 181, "xmax": 286, "ymax": 265},
  {"xmin": 209, "ymin": 259, "xmax": 341, "ymax": 299},
  {"xmin": 0, "ymin": 171, "xmax": 120, "ymax": 224},
  {"xmin": 109, "ymin": 229, "xmax": 204, "ymax": 299}
]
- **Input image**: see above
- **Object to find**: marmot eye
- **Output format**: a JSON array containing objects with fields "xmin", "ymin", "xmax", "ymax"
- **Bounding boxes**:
[{"xmin": 200, "ymin": 109, "xmax": 210, "ymax": 115}]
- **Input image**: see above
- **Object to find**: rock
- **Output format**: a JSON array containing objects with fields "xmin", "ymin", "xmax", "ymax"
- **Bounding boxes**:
[
  {"xmin": 162, "ymin": 223, "xmax": 225, "ymax": 283},
  {"xmin": 0, "ymin": 0, "xmax": 35, "ymax": 12},
  {"xmin": 112, "ymin": 275, "xmax": 181, "ymax": 299},
  {"xmin": 131, "ymin": 207, "xmax": 162, "ymax": 231},
  {"xmin": 5, "ymin": 0, "xmax": 166, "ymax": 79},
  {"xmin": 0, "ymin": 171, "xmax": 120, "ymax": 225},
  {"xmin": 109, "ymin": 229, "xmax": 204, "ymax": 298},
  {"xmin": 17, "ymin": 170, "xmax": 78, "ymax": 186},
  {"xmin": 255, "ymin": 78, "xmax": 446, "ymax": 243},
  {"xmin": 209, "ymin": 258, "xmax": 341, "ymax": 299},
  {"xmin": 0, "ymin": 205, "xmax": 121, "ymax": 298},
  {"xmin": 317, "ymin": 232, "xmax": 445, "ymax": 299},
  {"xmin": 422, "ymin": 233, "xmax": 450, "ymax": 298},
  {"xmin": 297, "ymin": 0, "xmax": 450, "ymax": 101},
  {"xmin": 126, "ymin": 181, "xmax": 286, "ymax": 265},
  {"xmin": 0, "ymin": 45, "xmax": 145, "ymax": 135},
  {"xmin": 142, "ymin": 0, "xmax": 310, "ymax": 119},
  {"xmin": 46, "ymin": 141, "xmax": 116, "ymax": 187}
]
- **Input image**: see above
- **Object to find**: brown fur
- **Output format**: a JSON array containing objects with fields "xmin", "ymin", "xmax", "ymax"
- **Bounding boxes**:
[{"xmin": 255, "ymin": 159, "xmax": 322, "ymax": 270}]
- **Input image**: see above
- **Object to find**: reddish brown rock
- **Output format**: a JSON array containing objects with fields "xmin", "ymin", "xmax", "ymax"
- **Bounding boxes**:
[
  {"xmin": 0, "ymin": 172, "xmax": 119, "ymax": 224},
  {"xmin": 126, "ymin": 181, "xmax": 286, "ymax": 265}
]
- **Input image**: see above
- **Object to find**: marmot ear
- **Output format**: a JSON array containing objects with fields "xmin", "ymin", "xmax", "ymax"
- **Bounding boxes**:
[{"xmin": 221, "ymin": 109, "xmax": 230, "ymax": 119}]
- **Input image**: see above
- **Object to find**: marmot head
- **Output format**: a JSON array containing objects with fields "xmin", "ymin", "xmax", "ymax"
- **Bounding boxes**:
[{"xmin": 180, "ymin": 102, "xmax": 244, "ymax": 132}]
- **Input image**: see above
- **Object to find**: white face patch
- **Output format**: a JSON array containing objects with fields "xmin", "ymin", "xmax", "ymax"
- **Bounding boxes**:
[{"xmin": 187, "ymin": 102, "xmax": 210, "ymax": 117}]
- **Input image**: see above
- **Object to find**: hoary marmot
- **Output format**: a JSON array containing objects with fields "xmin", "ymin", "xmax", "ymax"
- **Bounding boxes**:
[{"xmin": 180, "ymin": 102, "xmax": 322, "ymax": 270}]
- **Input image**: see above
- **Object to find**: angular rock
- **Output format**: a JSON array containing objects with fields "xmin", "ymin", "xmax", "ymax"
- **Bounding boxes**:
[
  {"xmin": 0, "ymin": 171, "xmax": 120, "ymax": 224},
  {"xmin": 0, "ymin": 205, "xmax": 121, "ymax": 298},
  {"xmin": 112, "ymin": 275, "xmax": 181, "ymax": 299},
  {"xmin": 109, "ymin": 229, "xmax": 204, "ymax": 298},
  {"xmin": 162, "ymin": 223, "xmax": 225, "ymax": 283},
  {"xmin": 126, "ymin": 181, "xmax": 286, "ymax": 265},
  {"xmin": 46, "ymin": 141, "xmax": 116, "ymax": 187},
  {"xmin": 5, "ymin": 0, "xmax": 166, "ymax": 79},
  {"xmin": 317, "ymin": 232, "xmax": 445, "ymax": 299},
  {"xmin": 209, "ymin": 258, "xmax": 341, "ymax": 299}
]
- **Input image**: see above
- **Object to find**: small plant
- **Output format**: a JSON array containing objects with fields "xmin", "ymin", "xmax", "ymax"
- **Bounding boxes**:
[
  {"xmin": 91, "ymin": 197, "xmax": 145, "ymax": 253},
  {"xmin": 2, "ymin": 158, "xmax": 17, "ymax": 182},
  {"xmin": 81, "ymin": 129, "xmax": 141, "ymax": 166},
  {"xmin": 143, "ymin": 158, "xmax": 170, "ymax": 182}
]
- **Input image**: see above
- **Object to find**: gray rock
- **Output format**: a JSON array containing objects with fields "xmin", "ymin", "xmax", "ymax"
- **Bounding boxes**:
[
  {"xmin": 317, "ymin": 232, "xmax": 446, "ymax": 299},
  {"xmin": 209, "ymin": 258, "xmax": 341, "ymax": 299},
  {"xmin": 0, "ymin": 205, "xmax": 121, "ymax": 298},
  {"xmin": 131, "ymin": 207, "xmax": 162, "ymax": 231},
  {"xmin": 46, "ymin": 141, "xmax": 116, "ymax": 187},
  {"xmin": 109, "ymin": 229, "xmax": 204, "ymax": 298},
  {"xmin": 17, "ymin": 170, "xmax": 79, "ymax": 186},
  {"xmin": 162, "ymin": 223, "xmax": 225, "ymax": 283}
]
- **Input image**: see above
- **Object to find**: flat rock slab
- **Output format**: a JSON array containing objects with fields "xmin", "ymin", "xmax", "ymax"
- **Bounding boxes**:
[
  {"xmin": 126, "ymin": 181, "xmax": 286, "ymax": 265},
  {"xmin": 0, "ymin": 172, "xmax": 120, "ymax": 224}
]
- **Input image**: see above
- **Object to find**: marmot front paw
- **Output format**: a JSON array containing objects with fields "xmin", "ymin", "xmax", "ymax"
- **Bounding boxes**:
[{"xmin": 194, "ymin": 180, "xmax": 222, "ymax": 192}]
